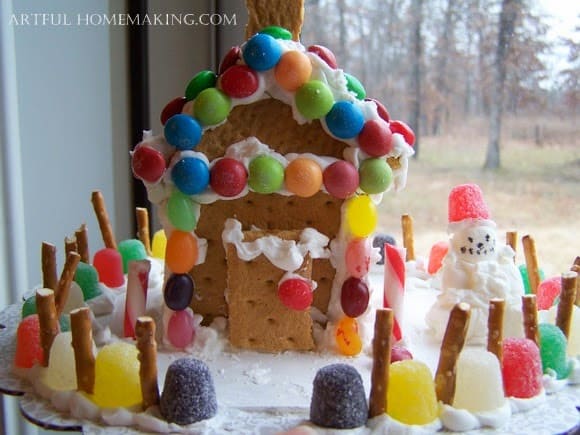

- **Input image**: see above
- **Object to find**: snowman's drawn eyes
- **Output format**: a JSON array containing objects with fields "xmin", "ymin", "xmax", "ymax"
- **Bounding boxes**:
[
  {"xmin": 468, "ymin": 237, "xmax": 474, "ymax": 243},
  {"xmin": 477, "ymin": 242, "xmax": 484, "ymax": 249},
  {"xmin": 485, "ymin": 234, "xmax": 490, "ymax": 242}
]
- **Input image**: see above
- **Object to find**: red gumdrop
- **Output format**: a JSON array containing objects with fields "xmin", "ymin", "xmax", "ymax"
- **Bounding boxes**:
[
  {"xmin": 160, "ymin": 96, "xmax": 187, "ymax": 125},
  {"xmin": 448, "ymin": 184, "xmax": 490, "ymax": 223},
  {"xmin": 167, "ymin": 310, "xmax": 196, "ymax": 349},
  {"xmin": 340, "ymin": 277, "xmax": 370, "ymax": 318},
  {"xmin": 345, "ymin": 238, "xmax": 370, "ymax": 279},
  {"xmin": 428, "ymin": 241, "xmax": 449, "ymax": 275},
  {"xmin": 389, "ymin": 120, "xmax": 415, "ymax": 146},
  {"xmin": 537, "ymin": 276, "xmax": 561, "ymax": 310},
  {"xmin": 210, "ymin": 158, "xmax": 248, "ymax": 197},
  {"xmin": 391, "ymin": 345, "xmax": 413, "ymax": 363},
  {"xmin": 502, "ymin": 337, "xmax": 543, "ymax": 398},
  {"xmin": 219, "ymin": 46, "xmax": 241, "ymax": 75},
  {"xmin": 358, "ymin": 119, "xmax": 393, "ymax": 157},
  {"xmin": 322, "ymin": 160, "xmax": 359, "ymax": 199},
  {"xmin": 220, "ymin": 65, "xmax": 260, "ymax": 99},
  {"xmin": 14, "ymin": 315, "xmax": 44, "ymax": 368},
  {"xmin": 131, "ymin": 145, "xmax": 166, "ymax": 183},
  {"xmin": 365, "ymin": 98, "xmax": 390, "ymax": 122},
  {"xmin": 307, "ymin": 45, "xmax": 338, "ymax": 69},
  {"xmin": 93, "ymin": 248, "xmax": 125, "ymax": 288},
  {"xmin": 278, "ymin": 278, "xmax": 313, "ymax": 311}
]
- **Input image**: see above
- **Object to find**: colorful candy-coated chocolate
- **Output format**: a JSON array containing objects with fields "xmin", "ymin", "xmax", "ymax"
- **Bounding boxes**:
[
  {"xmin": 389, "ymin": 120, "xmax": 415, "ymax": 146},
  {"xmin": 345, "ymin": 238, "xmax": 370, "ymax": 279},
  {"xmin": 118, "ymin": 239, "xmax": 148, "ymax": 274},
  {"xmin": 340, "ymin": 277, "xmax": 369, "ymax": 318},
  {"xmin": 274, "ymin": 50, "xmax": 312, "ymax": 92},
  {"xmin": 365, "ymin": 97, "xmax": 390, "ymax": 122},
  {"xmin": 74, "ymin": 262, "xmax": 102, "ymax": 300},
  {"xmin": 344, "ymin": 73, "xmax": 366, "ymax": 100},
  {"xmin": 325, "ymin": 101, "xmax": 365, "ymax": 139},
  {"xmin": 335, "ymin": 316, "xmax": 362, "ymax": 356},
  {"xmin": 345, "ymin": 195, "xmax": 377, "ymax": 237},
  {"xmin": 166, "ymin": 230, "xmax": 198, "ymax": 274},
  {"xmin": 171, "ymin": 156, "xmax": 210, "ymax": 195},
  {"xmin": 164, "ymin": 273, "xmax": 195, "ymax": 311},
  {"xmin": 167, "ymin": 189, "xmax": 198, "ymax": 232},
  {"xmin": 322, "ymin": 160, "xmax": 359, "ymax": 199},
  {"xmin": 295, "ymin": 80, "xmax": 334, "ymax": 120},
  {"xmin": 538, "ymin": 323, "xmax": 570, "ymax": 379},
  {"xmin": 258, "ymin": 25, "xmax": 292, "ymax": 40},
  {"xmin": 193, "ymin": 88, "xmax": 231, "ymax": 126},
  {"xmin": 131, "ymin": 145, "xmax": 166, "ymax": 183},
  {"xmin": 164, "ymin": 114, "xmax": 202, "ymax": 150},
  {"xmin": 359, "ymin": 158, "xmax": 393, "ymax": 194},
  {"xmin": 220, "ymin": 65, "xmax": 260, "ymax": 99},
  {"xmin": 536, "ymin": 276, "xmax": 561, "ymax": 310},
  {"xmin": 243, "ymin": 33, "xmax": 283, "ymax": 71},
  {"xmin": 160, "ymin": 96, "xmax": 187, "ymax": 125},
  {"xmin": 152, "ymin": 229, "xmax": 167, "ymax": 259},
  {"xmin": 185, "ymin": 70, "xmax": 217, "ymax": 101},
  {"xmin": 427, "ymin": 241, "xmax": 449, "ymax": 275},
  {"xmin": 248, "ymin": 154, "xmax": 285, "ymax": 194},
  {"xmin": 278, "ymin": 278, "xmax": 313, "ymax": 311},
  {"xmin": 502, "ymin": 337, "xmax": 543, "ymax": 398},
  {"xmin": 167, "ymin": 309, "xmax": 196, "ymax": 349},
  {"xmin": 307, "ymin": 44, "xmax": 338, "ymax": 69},
  {"xmin": 93, "ymin": 248, "xmax": 124, "ymax": 288},
  {"xmin": 14, "ymin": 314, "xmax": 44, "ymax": 368},
  {"xmin": 284, "ymin": 158, "xmax": 323, "ymax": 198},
  {"xmin": 357, "ymin": 119, "xmax": 393, "ymax": 157},
  {"xmin": 218, "ymin": 46, "xmax": 241, "ymax": 75},
  {"xmin": 210, "ymin": 158, "xmax": 248, "ymax": 197}
]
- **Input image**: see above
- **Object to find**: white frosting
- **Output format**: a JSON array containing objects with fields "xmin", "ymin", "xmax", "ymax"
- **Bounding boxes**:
[
  {"xmin": 509, "ymin": 389, "xmax": 546, "ymax": 413},
  {"xmin": 439, "ymin": 400, "xmax": 512, "ymax": 432}
]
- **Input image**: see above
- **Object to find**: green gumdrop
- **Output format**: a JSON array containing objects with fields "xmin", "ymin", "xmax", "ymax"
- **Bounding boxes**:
[
  {"xmin": 193, "ymin": 87, "xmax": 231, "ymax": 126},
  {"xmin": 59, "ymin": 315, "xmax": 70, "ymax": 332},
  {"xmin": 167, "ymin": 190, "xmax": 197, "ymax": 232},
  {"xmin": 259, "ymin": 25, "xmax": 292, "ymax": 40},
  {"xmin": 74, "ymin": 262, "xmax": 102, "ymax": 301},
  {"xmin": 22, "ymin": 295, "xmax": 37, "ymax": 318},
  {"xmin": 118, "ymin": 239, "xmax": 148, "ymax": 274},
  {"xmin": 518, "ymin": 264, "xmax": 545, "ymax": 294},
  {"xmin": 295, "ymin": 80, "xmax": 334, "ymax": 120},
  {"xmin": 539, "ymin": 323, "xmax": 570, "ymax": 379},
  {"xmin": 248, "ymin": 155, "xmax": 285, "ymax": 194},
  {"xmin": 344, "ymin": 73, "xmax": 366, "ymax": 99},
  {"xmin": 185, "ymin": 70, "xmax": 217, "ymax": 101},
  {"xmin": 359, "ymin": 158, "xmax": 393, "ymax": 194}
]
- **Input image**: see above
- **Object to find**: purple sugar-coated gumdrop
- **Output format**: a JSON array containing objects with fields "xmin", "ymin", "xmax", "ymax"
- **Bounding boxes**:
[
  {"xmin": 448, "ymin": 184, "xmax": 490, "ymax": 223},
  {"xmin": 160, "ymin": 358, "xmax": 217, "ymax": 425},
  {"xmin": 502, "ymin": 337, "xmax": 543, "ymax": 398},
  {"xmin": 372, "ymin": 234, "xmax": 396, "ymax": 265},
  {"xmin": 310, "ymin": 363, "xmax": 368, "ymax": 429},
  {"xmin": 93, "ymin": 248, "xmax": 124, "ymax": 288}
]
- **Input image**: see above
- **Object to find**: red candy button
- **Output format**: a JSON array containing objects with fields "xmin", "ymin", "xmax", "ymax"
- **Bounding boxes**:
[
  {"xmin": 307, "ymin": 44, "xmax": 338, "ymax": 69},
  {"xmin": 210, "ymin": 158, "xmax": 248, "ymax": 197},
  {"xmin": 220, "ymin": 65, "xmax": 259, "ymax": 99},
  {"xmin": 358, "ymin": 119, "xmax": 393, "ymax": 157},
  {"xmin": 219, "ymin": 46, "xmax": 241, "ymax": 75},
  {"xmin": 365, "ymin": 97, "xmax": 390, "ymax": 122},
  {"xmin": 160, "ymin": 97, "xmax": 187, "ymax": 125},
  {"xmin": 131, "ymin": 145, "xmax": 166, "ymax": 183},
  {"xmin": 389, "ymin": 120, "xmax": 415, "ymax": 146},
  {"xmin": 323, "ymin": 160, "xmax": 359, "ymax": 199}
]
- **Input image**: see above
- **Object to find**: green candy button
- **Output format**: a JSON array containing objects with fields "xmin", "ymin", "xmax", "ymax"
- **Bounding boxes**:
[
  {"xmin": 259, "ymin": 25, "xmax": 293, "ymax": 40},
  {"xmin": 344, "ymin": 73, "xmax": 366, "ymax": 100},
  {"xmin": 194, "ymin": 88, "xmax": 231, "ymax": 126},
  {"xmin": 359, "ymin": 158, "xmax": 393, "ymax": 194},
  {"xmin": 248, "ymin": 155, "xmax": 285, "ymax": 194},
  {"xmin": 295, "ymin": 80, "xmax": 334, "ymax": 120},
  {"xmin": 185, "ymin": 70, "xmax": 217, "ymax": 101}
]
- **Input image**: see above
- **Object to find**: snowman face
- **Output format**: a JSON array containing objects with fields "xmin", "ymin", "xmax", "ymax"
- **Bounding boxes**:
[{"xmin": 451, "ymin": 225, "xmax": 497, "ymax": 263}]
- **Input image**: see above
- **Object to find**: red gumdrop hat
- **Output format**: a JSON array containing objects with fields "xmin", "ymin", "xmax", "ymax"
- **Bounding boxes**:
[{"xmin": 448, "ymin": 183, "xmax": 490, "ymax": 223}]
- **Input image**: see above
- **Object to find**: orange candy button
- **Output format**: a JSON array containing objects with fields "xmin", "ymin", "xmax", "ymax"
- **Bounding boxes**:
[
  {"xmin": 285, "ymin": 157, "xmax": 323, "ymax": 198},
  {"xmin": 274, "ymin": 50, "xmax": 312, "ymax": 92},
  {"xmin": 335, "ymin": 316, "xmax": 362, "ymax": 356},
  {"xmin": 165, "ymin": 230, "xmax": 198, "ymax": 273}
]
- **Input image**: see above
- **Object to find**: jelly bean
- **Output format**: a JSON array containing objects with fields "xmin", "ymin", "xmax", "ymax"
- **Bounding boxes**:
[
  {"xmin": 131, "ymin": 145, "xmax": 166, "ymax": 183},
  {"xmin": 259, "ymin": 25, "xmax": 292, "ymax": 40},
  {"xmin": 389, "ymin": 120, "xmax": 415, "ymax": 146},
  {"xmin": 218, "ymin": 46, "xmax": 241, "ymax": 75},
  {"xmin": 274, "ymin": 50, "xmax": 312, "ymax": 92},
  {"xmin": 391, "ymin": 345, "xmax": 413, "ymax": 363},
  {"xmin": 167, "ymin": 309, "xmax": 196, "ymax": 349},
  {"xmin": 538, "ymin": 323, "xmax": 570, "ymax": 379},
  {"xmin": 210, "ymin": 158, "xmax": 248, "ymax": 197},
  {"xmin": 22, "ymin": 295, "xmax": 37, "ymax": 318},
  {"xmin": 160, "ymin": 96, "xmax": 187, "ymax": 125},
  {"xmin": 344, "ymin": 73, "xmax": 366, "ymax": 99},
  {"xmin": 307, "ymin": 45, "xmax": 338, "ymax": 69},
  {"xmin": 340, "ymin": 277, "xmax": 369, "ymax": 318},
  {"xmin": 193, "ymin": 88, "xmax": 231, "ymax": 126},
  {"xmin": 164, "ymin": 114, "xmax": 202, "ymax": 150},
  {"xmin": 248, "ymin": 155, "xmax": 285, "ymax": 194},
  {"xmin": 171, "ymin": 156, "xmax": 210, "ymax": 195},
  {"xmin": 325, "ymin": 101, "xmax": 365, "ymax": 139},
  {"xmin": 93, "ymin": 248, "xmax": 124, "ymax": 287},
  {"xmin": 322, "ymin": 160, "xmax": 359, "ymax": 199},
  {"xmin": 365, "ymin": 97, "xmax": 390, "ymax": 122},
  {"xmin": 278, "ymin": 278, "xmax": 313, "ymax": 311},
  {"xmin": 185, "ymin": 70, "xmax": 217, "ymax": 101},
  {"xmin": 14, "ymin": 315, "xmax": 44, "ymax": 368},
  {"xmin": 74, "ymin": 262, "xmax": 102, "ymax": 300},
  {"xmin": 118, "ymin": 239, "xmax": 148, "ymax": 274},
  {"xmin": 284, "ymin": 158, "xmax": 323, "ymax": 198},
  {"xmin": 167, "ymin": 189, "xmax": 197, "ymax": 232},
  {"xmin": 345, "ymin": 195, "xmax": 377, "ymax": 237},
  {"xmin": 335, "ymin": 316, "xmax": 362, "ymax": 356},
  {"xmin": 536, "ymin": 277, "xmax": 561, "ymax": 310},
  {"xmin": 220, "ymin": 65, "xmax": 260, "ymax": 98},
  {"xmin": 243, "ymin": 33, "xmax": 283, "ymax": 71},
  {"xmin": 295, "ymin": 80, "xmax": 334, "ymax": 120},
  {"xmin": 166, "ymin": 230, "xmax": 198, "ymax": 274},
  {"xmin": 345, "ymin": 238, "xmax": 370, "ymax": 279},
  {"xmin": 359, "ymin": 158, "xmax": 393, "ymax": 194},
  {"xmin": 164, "ymin": 273, "xmax": 195, "ymax": 311},
  {"xmin": 358, "ymin": 119, "xmax": 393, "ymax": 157},
  {"xmin": 152, "ymin": 229, "xmax": 167, "ymax": 259}
]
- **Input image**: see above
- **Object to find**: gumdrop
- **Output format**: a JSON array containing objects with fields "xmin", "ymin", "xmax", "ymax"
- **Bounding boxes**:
[
  {"xmin": 391, "ymin": 345, "xmax": 413, "ymax": 363},
  {"xmin": 21, "ymin": 295, "xmax": 37, "ymax": 318},
  {"xmin": 387, "ymin": 360, "xmax": 438, "ymax": 425},
  {"xmin": 428, "ymin": 241, "xmax": 449, "ymax": 275},
  {"xmin": 60, "ymin": 282, "xmax": 85, "ymax": 315},
  {"xmin": 160, "ymin": 358, "xmax": 217, "ymax": 425},
  {"xmin": 518, "ymin": 264, "xmax": 545, "ymax": 295},
  {"xmin": 502, "ymin": 337, "xmax": 543, "ymax": 398},
  {"xmin": 74, "ymin": 262, "xmax": 102, "ymax": 301},
  {"xmin": 14, "ymin": 315, "xmax": 44, "ymax": 368},
  {"xmin": 453, "ymin": 349, "xmax": 506, "ymax": 412},
  {"xmin": 538, "ymin": 323, "xmax": 570, "ymax": 379},
  {"xmin": 118, "ymin": 239, "xmax": 148, "ymax": 274},
  {"xmin": 448, "ymin": 184, "xmax": 490, "ymax": 223},
  {"xmin": 93, "ymin": 248, "xmax": 125, "ymax": 288},
  {"xmin": 536, "ymin": 277, "xmax": 561, "ymax": 310},
  {"xmin": 310, "ymin": 364, "xmax": 368, "ymax": 429},
  {"xmin": 92, "ymin": 342, "xmax": 141, "ymax": 408},
  {"xmin": 39, "ymin": 332, "xmax": 78, "ymax": 391},
  {"xmin": 372, "ymin": 234, "xmax": 396, "ymax": 265}
]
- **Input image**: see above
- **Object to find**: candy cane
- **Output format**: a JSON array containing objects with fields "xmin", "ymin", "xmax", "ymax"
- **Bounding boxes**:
[
  {"xmin": 383, "ymin": 243, "xmax": 406, "ymax": 341},
  {"xmin": 124, "ymin": 260, "xmax": 151, "ymax": 338}
]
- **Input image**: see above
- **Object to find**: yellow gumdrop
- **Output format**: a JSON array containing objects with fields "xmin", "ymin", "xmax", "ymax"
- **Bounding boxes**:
[
  {"xmin": 387, "ymin": 360, "xmax": 439, "ymax": 425},
  {"xmin": 335, "ymin": 317, "xmax": 362, "ymax": 356},
  {"xmin": 91, "ymin": 342, "xmax": 141, "ymax": 408},
  {"xmin": 345, "ymin": 195, "xmax": 377, "ymax": 237},
  {"xmin": 151, "ymin": 229, "xmax": 167, "ymax": 259}
]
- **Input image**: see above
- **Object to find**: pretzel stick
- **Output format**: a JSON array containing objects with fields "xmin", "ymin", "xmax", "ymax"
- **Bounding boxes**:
[
  {"xmin": 65, "ymin": 236, "xmax": 78, "ymax": 257},
  {"xmin": 55, "ymin": 251, "xmax": 81, "ymax": 317},
  {"xmin": 522, "ymin": 235, "xmax": 540, "ymax": 294},
  {"xmin": 522, "ymin": 295, "xmax": 540, "ymax": 347},
  {"xmin": 136, "ymin": 207, "xmax": 152, "ymax": 256},
  {"xmin": 91, "ymin": 190, "xmax": 117, "ymax": 250},
  {"xmin": 368, "ymin": 309, "xmax": 393, "ymax": 418},
  {"xmin": 435, "ymin": 302, "xmax": 470, "ymax": 405},
  {"xmin": 556, "ymin": 271, "xmax": 577, "ymax": 339},
  {"xmin": 506, "ymin": 231, "xmax": 517, "ymax": 263},
  {"xmin": 41, "ymin": 242, "xmax": 58, "ymax": 290},
  {"xmin": 75, "ymin": 223, "xmax": 90, "ymax": 263},
  {"xmin": 36, "ymin": 288, "xmax": 59, "ymax": 367},
  {"xmin": 401, "ymin": 214, "xmax": 415, "ymax": 261},
  {"xmin": 136, "ymin": 316, "xmax": 160, "ymax": 410},
  {"xmin": 572, "ymin": 257, "xmax": 580, "ymax": 307},
  {"xmin": 70, "ymin": 307, "xmax": 95, "ymax": 394},
  {"xmin": 487, "ymin": 298, "xmax": 505, "ymax": 364},
  {"xmin": 245, "ymin": 0, "xmax": 304, "ymax": 41}
]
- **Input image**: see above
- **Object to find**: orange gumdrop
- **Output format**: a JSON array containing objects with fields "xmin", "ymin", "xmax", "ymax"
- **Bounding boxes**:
[
  {"xmin": 335, "ymin": 317, "xmax": 362, "ymax": 356},
  {"xmin": 274, "ymin": 51, "xmax": 312, "ymax": 92},
  {"xmin": 428, "ymin": 241, "xmax": 449, "ymax": 275},
  {"xmin": 285, "ymin": 158, "xmax": 323, "ymax": 197},
  {"xmin": 165, "ymin": 230, "xmax": 198, "ymax": 273}
]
